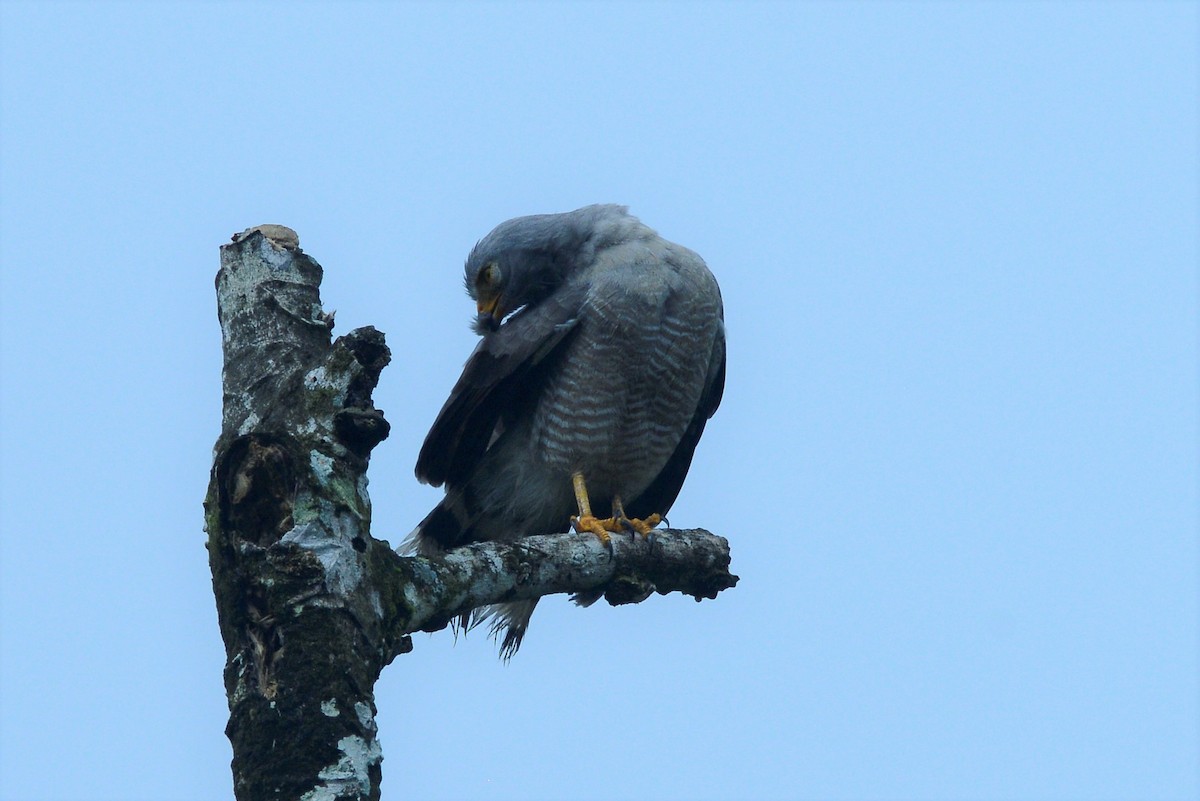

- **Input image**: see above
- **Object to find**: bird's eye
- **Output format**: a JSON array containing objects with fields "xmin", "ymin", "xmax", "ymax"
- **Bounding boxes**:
[{"xmin": 478, "ymin": 262, "xmax": 501, "ymax": 289}]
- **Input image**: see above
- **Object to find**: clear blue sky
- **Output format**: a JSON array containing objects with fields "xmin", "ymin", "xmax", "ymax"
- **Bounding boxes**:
[{"xmin": 1, "ymin": 2, "xmax": 1196, "ymax": 800}]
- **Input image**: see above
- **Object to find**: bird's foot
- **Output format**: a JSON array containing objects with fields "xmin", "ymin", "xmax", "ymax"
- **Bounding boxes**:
[
  {"xmin": 570, "ymin": 474, "xmax": 662, "ymax": 552},
  {"xmin": 622, "ymin": 512, "xmax": 661, "ymax": 536},
  {"xmin": 572, "ymin": 514, "xmax": 613, "ymax": 553},
  {"xmin": 571, "ymin": 512, "xmax": 661, "ymax": 542},
  {"xmin": 568, "ymin": 513, "xmax": 614, "ymax": 556}
]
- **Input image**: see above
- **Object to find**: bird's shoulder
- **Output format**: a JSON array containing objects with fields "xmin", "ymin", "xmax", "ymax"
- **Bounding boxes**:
[
  {"xmin": 582, "ymin": 234, "xmax": 715, "ymax": 304},
  {"xmin": 583, "ymin": 237, "xmax": 720, "ymax": 326}
]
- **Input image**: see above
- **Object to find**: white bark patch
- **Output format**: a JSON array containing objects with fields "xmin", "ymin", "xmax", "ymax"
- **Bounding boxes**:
[
  {"xmin": 235, "ymin": 411, "xmax": 261, "ymax": 437},
  {"xmin": 309, "ymin": 450, "xmax": 334, "ymax": 483},
  {"xmin": 320, "ymin": 699, "xmax": 338, "ymax": 717},
  {"xmin": 299, "ymin": 735, "xmax": 382, "ymax": 801},
  {"xmin": 402, "ymin": 577, "xmax": 426, "ymax": 612},
  {"xmin": 303, "ymin": 364, "xmax": 348, "ymax": 407},
  {"xmin": 218, "ymin": 234, "xmax": 299, "ymax": 331},
  {"xmin": 281, "ymin": 521, "xmax": 364, "ymax": 596},
  {"xmin": 354, "ymin": 702, "xmax": 375, "ymax": 732}
]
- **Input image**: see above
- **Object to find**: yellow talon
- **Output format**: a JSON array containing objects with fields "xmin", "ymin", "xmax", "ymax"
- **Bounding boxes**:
[
  {"xmin": 610, "ymin": 495, "xmax": 661, "ymax": 536},
  {"xmin": 571, "ymin": 473, "xmax": 662, "ymax": 544},
  {"xmin": 626, "ymin": 513, "xmax": 661, "ymax": 535},
  {"xmin": 571, "ymin": 513, "xmax": 612, "ymax": 545}
]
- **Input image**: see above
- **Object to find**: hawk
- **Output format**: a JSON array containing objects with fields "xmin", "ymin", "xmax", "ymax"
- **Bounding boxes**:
[{"xmin": 408, "ymin": 204, "xmax": 725, "ymax": 656}]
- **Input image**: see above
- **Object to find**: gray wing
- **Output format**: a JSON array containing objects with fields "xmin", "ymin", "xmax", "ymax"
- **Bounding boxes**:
[{"xmin": 416, "ymin": 283, "xmax": 587, "ymax": 488}]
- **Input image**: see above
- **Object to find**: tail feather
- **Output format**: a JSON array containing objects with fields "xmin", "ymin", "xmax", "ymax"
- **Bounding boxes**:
[
  {"xmin": 476, "ymin": 600, "xmax": 538, "ymax": 660},
  {"xmin": 406, "ymin": 502, "xmax": 539, "ymax": 658}
]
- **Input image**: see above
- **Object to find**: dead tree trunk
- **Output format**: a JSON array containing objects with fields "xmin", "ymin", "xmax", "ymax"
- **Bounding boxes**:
[{"xmin": 203, "ymin": 225, "xmax": 737, "ymax": 800}]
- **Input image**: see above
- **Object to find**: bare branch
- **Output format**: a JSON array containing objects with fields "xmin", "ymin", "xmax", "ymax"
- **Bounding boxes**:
[{"xmin": 372, "ymin": 527, "xmax": 736, "ymax": 637}]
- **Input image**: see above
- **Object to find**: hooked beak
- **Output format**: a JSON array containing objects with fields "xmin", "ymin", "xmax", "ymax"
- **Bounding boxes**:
[{"xmin": 476, "ymin": 295, "xmax": 502, "ymax": 332}]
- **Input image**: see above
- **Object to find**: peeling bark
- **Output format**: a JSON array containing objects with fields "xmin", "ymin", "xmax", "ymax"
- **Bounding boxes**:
[{"xmin": 204, "ymin": 225, "xmax": 737, "ymax": 800}]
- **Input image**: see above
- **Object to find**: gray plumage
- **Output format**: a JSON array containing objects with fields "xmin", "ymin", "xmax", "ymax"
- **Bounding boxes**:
[{"xmin": 407, "ymin": 204, "xmax": 725, "ymax": 657}]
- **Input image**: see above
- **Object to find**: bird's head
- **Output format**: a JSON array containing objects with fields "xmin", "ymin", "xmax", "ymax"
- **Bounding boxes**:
[
  {"xmin": 464, "ymin": 205, "xmax": 636, "ymax": 334},
  {"xmin": 466, "ymin": 258, "xmax": 505, "ymax": 331}
]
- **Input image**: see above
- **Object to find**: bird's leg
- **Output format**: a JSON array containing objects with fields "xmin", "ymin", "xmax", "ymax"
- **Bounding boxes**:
[
  {"xmin": 570, "ymin": 472, "xmax": 611, "ymax": 546},
  {"xmin": 570, "ymin": 473, "xmax": 663, "ymax": 547}
]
